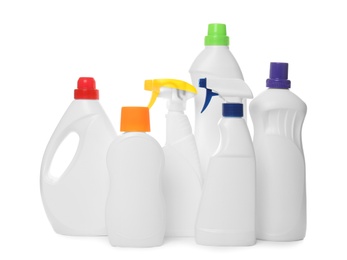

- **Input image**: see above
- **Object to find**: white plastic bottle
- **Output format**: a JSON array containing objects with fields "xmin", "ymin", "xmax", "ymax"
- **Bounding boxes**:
[
  {"xmin": 40, "ymin": 77, "xmax": 115, "ymax": 236},
  {"xmin": 250, "ymin": 62, "xmax": 307, "ymax": 241},
  {"xmin": 195, "ymin": 77, "xmax": 255, "ymax": 246},
  {"xmin": 106, "ymin": 106, "xmax": 165, "ymax": 247},
  {"xmin": 190, "ymin": 23, "xmax": 246, "ymax": 180},
  {"xmin": 145, "ymin": 79, "xmax": 202, "ymax": 237}
]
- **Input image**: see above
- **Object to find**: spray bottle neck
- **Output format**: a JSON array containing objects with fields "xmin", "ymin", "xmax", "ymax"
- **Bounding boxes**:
[
  {"xmin": 167, "ymin": 103, "xmax": 185, "ymax": 112},
  {"xmin": 166, "ymin": 90, "xmax": 188, "ymax": 112},
  {"xmin": 216, "ymin": 116, "xmax": 251, "ymax": 156},
  {"xmin": 166, "ymin": 112, "xmax": 191, "ymax": 145}
]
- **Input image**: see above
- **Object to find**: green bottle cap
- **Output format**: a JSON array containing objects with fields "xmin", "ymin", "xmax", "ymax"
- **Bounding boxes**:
[{"xmin": 204, "ymin": 23, "xmax": 229, "ymax": 46}]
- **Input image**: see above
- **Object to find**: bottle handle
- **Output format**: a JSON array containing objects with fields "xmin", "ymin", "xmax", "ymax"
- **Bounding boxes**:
[{"xmin": 40, "ymin": 119, "xmax": 86, "ymax": 184}]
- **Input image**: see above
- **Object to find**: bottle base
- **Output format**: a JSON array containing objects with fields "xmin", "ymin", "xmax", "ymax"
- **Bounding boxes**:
[
  {"xmin": 195, "ymin": 228, "xmax": 256, "ymax": 246},
  {"xmin": 108, "ymin": 235, "xmax": 164, "ymax": 248},
  {"xmin": 256, "ymin": 226, "xmax": 306, "ymax": 242},
  {"xmin": 257, "ymin": 233, "xmax": 305, "ymax": 242},
  {"xmin": 53, "ymin": 227, "xmax": 107, "ymax": 237},
  {"xmin": 165, "ymin": 229, "xmax": 194, "ymax": 237}
]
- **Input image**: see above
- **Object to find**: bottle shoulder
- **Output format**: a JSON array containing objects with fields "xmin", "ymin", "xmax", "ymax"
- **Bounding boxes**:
[
  {"xmin": 54, "ymin": 100, "xmax": 113, "ymax": 132},
  {"xmin": 189, "ymin": 47, "xmax": 243, "ymax": 78},
  {"xmin": 107, "ymin": 133, "xmax": 164, "ymax": 169},
  {"xmin": 60, "ymin": 100, "xmax": 108, "ymax": 122},
  {"xmin": 250, "ymin": 89, "xmax": 307, "ymax": 113},
  {"xmin": 250, "ymin": 90, "xmax": 306, "ymax": 151},
  {"xmin": 66, "ymin": 100, "xmax": 105, "ymax": 114},
  {"xmin": 110, "ymin": 132, "xmax": 162, "ymax": 150}
]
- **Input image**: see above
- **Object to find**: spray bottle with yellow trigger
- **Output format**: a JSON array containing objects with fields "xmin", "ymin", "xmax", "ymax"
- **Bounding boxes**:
[{"xmin": 145, "ymin": 79, "xmax": 202, "ymax": 237}]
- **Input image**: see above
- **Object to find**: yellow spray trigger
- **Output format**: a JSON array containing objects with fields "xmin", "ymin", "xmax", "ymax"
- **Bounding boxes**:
[{"xmin": 144, "ymin": 79, "xmax": 197, "ymax": 108}]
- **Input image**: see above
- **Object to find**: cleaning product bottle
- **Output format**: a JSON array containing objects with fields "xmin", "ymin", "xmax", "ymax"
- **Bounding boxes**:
[
  {"xmin": 106, "ymin": 106, "xmax": 165, "ymax": 247},
  {"xmin": 195, "ymin": 77, "xmax": 255, "ymax": 246},
  {"xmin": 250, "ymin": 62, "xmax": 307, "ymax": 241},
  {"xmin": 144, "ymin": 79, "xmax": 202, "ymax": 237},
  {"xmin": 40, "ymin": 77, "xmax": 115, "ymax": 236},
  {"xmin": 190, "ymin": 23, "xmax": 246, "ymax": 180}
]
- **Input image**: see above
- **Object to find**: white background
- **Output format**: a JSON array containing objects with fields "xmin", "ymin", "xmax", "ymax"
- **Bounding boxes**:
[{"xmin": 1, "ymin": 0, "xmax": 346, "ymax": 259}]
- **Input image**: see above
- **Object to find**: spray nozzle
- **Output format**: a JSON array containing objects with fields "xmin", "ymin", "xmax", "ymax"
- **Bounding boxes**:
[
  {"xmin": 199, "ymin": 77, "xmax": 253, "ymax": 113},
  {"xmin": 144, "ymin": 79, "xmax": 197, "ymax": 111},
  {"xmin": 199, "ymin": 78, "xmax": 219, "ymax": 113}
]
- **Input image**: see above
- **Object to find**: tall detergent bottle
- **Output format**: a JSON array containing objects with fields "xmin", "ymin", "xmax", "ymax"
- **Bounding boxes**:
[
  {"xmin": 145, "ymin": 79, "xmax": 202, "ymax": 237},
  {"xmin": 195, "ymin": 77, "xmax": 255, "ymax": 246},
  {"xmin": 250, "ymin": 62, "xmax": 307, "ymax": 241},
  {"xmin": 190, "ymin": 23, "xmax": 246, "ymax": 179},
  {"xmin": 40, "ymin": 77, "xmax": 115, "ymax": 236},
  {"xmin": 106, "ymin": 106, "xmax": 165, "ymax": 247}
]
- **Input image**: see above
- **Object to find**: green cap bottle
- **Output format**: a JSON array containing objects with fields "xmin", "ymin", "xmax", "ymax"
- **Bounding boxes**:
[{"xmin": 204, "ymin": 23, "xmax": 229, "ymax": 46}]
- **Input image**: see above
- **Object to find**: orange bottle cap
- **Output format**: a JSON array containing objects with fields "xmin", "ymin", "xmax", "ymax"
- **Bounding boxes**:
[{"xmin": 120, "ymin": 107, "xmax": 150, "ymax": 132}]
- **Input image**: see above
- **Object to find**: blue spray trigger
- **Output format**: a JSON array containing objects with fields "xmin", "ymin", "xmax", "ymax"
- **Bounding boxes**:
[{"xmin": 199, "ymin": 78, "xmax": 219, "ymax": 113}]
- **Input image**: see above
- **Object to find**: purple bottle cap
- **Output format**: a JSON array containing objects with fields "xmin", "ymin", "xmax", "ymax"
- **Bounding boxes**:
[{"xmin": 266, "ymin": 62, "xmax": 291, "ymax": 89}]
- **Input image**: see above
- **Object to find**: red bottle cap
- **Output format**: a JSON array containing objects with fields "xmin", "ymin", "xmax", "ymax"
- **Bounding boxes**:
[{"xmin": 74, "ymin": 77, "xmax": 99, "ymax": 100}]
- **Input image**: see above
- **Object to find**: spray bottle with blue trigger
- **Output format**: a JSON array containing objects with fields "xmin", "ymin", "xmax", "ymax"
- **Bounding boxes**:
[
  {"xmin": 200, "ymin": 77, "xmax": 253, "ymax": 113},
  {"xmin": 195, "ymin": 76, "xmax": 256, "ymax": 246},
  {"xmin": 145, "ymin": 79, "xmax": 202, "ymax": 237}
]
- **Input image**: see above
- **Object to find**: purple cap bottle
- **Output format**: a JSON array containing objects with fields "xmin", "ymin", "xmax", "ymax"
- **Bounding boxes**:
[{"xmin": 266, "ymin": 62, "xmax": 291, "ymax": 89}]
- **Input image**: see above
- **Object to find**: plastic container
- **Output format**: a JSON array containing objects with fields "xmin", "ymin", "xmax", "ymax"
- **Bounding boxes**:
[
  {"xmin": 250, "ymin": 62, "xmax": 307, "ymax": 241},
  {"xmin": 106, "ymin": 106, "xmax": 165, "ymax": 247},
  {"xmin": 189, "ymin": 23, "xmax": 246, "ymax": 180},
  {"xmin": 145, "ymin": 79, "xmax": 202, "ymax": 237},
  {"xmin": 195, "ymin": 77, "xmax": 256, "ymax": 246},
  {"xmin": 40, "ymin": 77, "xmax": 115, "ymax": 236}
]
